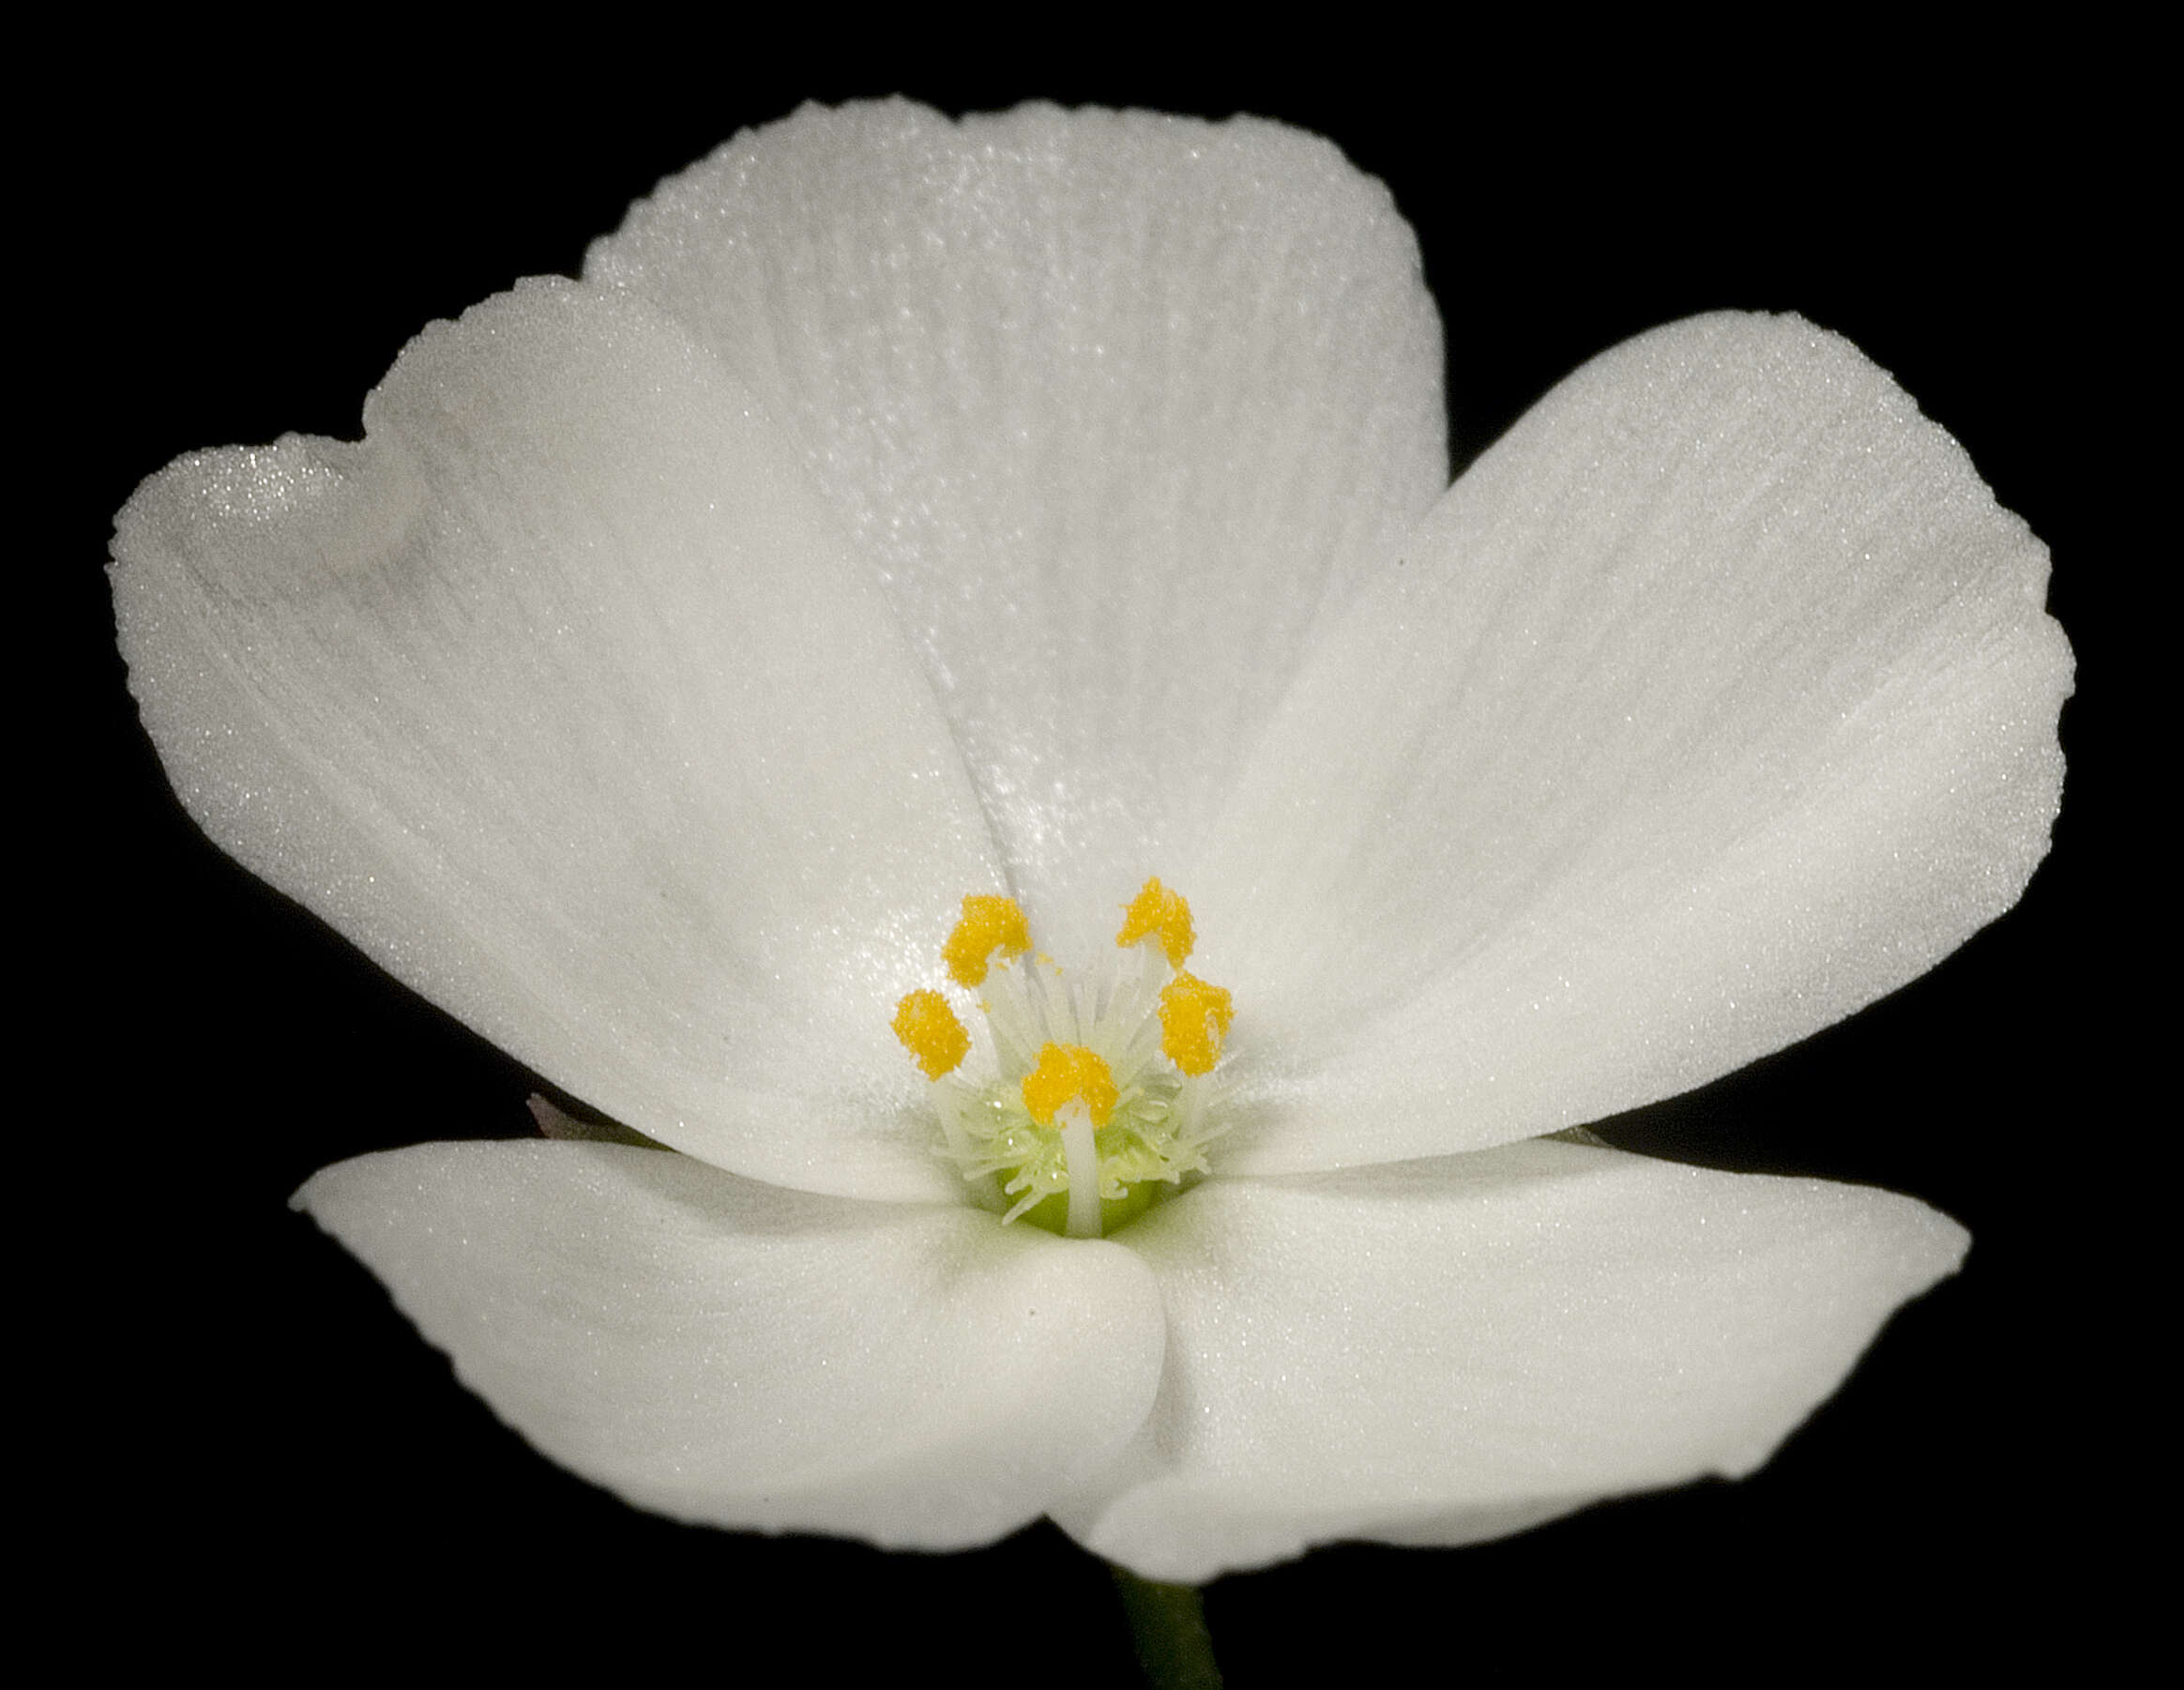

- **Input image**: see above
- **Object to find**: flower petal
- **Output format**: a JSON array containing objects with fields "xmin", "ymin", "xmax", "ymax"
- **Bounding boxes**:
[
  {"xmin": 113, "ymin": 279, "xmax": 997, "ymax": 1198},
  {"xmin": 296, "ymin": 1139, "xmax": 1166, "ymax": 1547},
  {"xmin": 1198, "ymin": 312, "xmax": 2070, "ymax": 1170},
  {"xmin": 1056, "ymin": 1138, "xmax": 1966, "ymax": 1582},
  {"xmin": 587, "ymin": 100, "xmax": 1448, "ymax": 951}
]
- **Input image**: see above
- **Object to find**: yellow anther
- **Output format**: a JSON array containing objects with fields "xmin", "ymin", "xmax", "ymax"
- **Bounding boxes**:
[
  {"xmin": 943, "ymin": 894, "xmax": 1030, "ymax": 987},
  {"xmin": 1020, "ymin": 1043, "xmax": 1118, "ymax": 1129},
  {"xmin": 1158, "ymin": 971, "xmax": 1234, "ymax": 1077},
  {"xmin": 892, "ymin": 989, "xmax": 970, "ymax": 1080},
  {"xmin": 1116, "ymin": 876, "xmax": 1194, "ymax": 967}
]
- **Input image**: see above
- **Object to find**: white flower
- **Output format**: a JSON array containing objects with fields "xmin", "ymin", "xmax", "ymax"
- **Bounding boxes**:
[{"xmin": 110, "ymin": 99, "xmax": 2070, "ymax": 1583}]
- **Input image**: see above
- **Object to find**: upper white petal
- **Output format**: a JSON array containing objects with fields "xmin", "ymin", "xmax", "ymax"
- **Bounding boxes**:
[
  {"xmin": 296, "ymin": 1139, "xmax": 1166, "ymax": 1547},
  {"xmin": 114, "ymin": 280, "xmax": 995, "ymax": 1198},
  {"xmin": 588, "ymin": 99, "xmax": 1448, "ymax": 952},
  {"xmin": 1056, "ymin": 1137, "xmax": 1967, "ymax": 1582},
  {"xmin": 1195, "ymin": 312, "xmax": 2070, "ymax": 1171}
]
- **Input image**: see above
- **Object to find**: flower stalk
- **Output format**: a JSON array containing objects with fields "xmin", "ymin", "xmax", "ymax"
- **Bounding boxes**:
[{"xmin": 1111, "ymin": 1566, "xmax": 1222, "ymax": 1689}]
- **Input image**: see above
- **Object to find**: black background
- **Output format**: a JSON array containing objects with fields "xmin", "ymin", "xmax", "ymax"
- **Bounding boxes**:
[{"xmin": 60, "ymin": 33, "xmax": 2122, "ymax": 1682}]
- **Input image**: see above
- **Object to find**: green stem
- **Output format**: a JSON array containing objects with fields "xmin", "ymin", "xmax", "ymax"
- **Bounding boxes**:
[{"xmin": 1110, "ymin": 1566, "xmax": 1223, "ymax": 1689}]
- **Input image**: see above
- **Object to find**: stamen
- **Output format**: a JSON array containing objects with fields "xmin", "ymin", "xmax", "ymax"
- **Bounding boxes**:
[
  {"xmin": 944, "ymin": 893, "xmax": 1030, "ymax": 987},
  {"xmin": 1116, "ymin": 876, "xmax": 1194, "ymax": 967},
  {"xmin": 893, "ymin": 881, "xmax": 1236, "ymax": 1236},
  {"xmin": 1021, "ymin": 1043, "xmax": 1118, "ymax": 1129},
  {"xmin": 892, "ymin": 989, "xmax": 970, "ymax": 1079},
  {"xmin": 1158, "ymin": 971, "xmax": 1234, "ymax": 1076}
]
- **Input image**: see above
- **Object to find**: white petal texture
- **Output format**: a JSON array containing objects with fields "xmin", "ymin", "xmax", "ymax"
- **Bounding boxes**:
[
  {"xmin": 114, "ymin": 279, "xmax": 997, "ymax": 1200},
  {"xmin": 108, "ymin": 98, "xmax": 2068, "ymax": 1588},
  {"xmin": 588, "ymin": 100, "xmax": 1447, "ymax": 957},
  {"xmin": 1056, "ymin": 1139, "xmax": 1967, "ymax": 1582},
  {"xmin": 1199, "ymin": 312, "xmax": 2071, "ymax": 1172},
  {"xmin": 297, "ymin": 1140, "xmax": 1165, "ymax": 1546}
]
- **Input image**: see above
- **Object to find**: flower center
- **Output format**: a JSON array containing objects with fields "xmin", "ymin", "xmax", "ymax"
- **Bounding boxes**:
[{"xmin": 892, "ymin": 878, "xmax": 1236, "ymax": 1239}]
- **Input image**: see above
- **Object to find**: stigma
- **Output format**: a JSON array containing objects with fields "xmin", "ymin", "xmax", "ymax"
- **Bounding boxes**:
[{"xmin": 890, "ymin": 879, "xmax": 1236, "ymax": 1238}]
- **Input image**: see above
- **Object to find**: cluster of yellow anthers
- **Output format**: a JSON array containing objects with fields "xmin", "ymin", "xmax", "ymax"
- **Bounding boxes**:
[{"xmin": 891, "ymin": 878, "xmax": 1236, "ymax": 1239}]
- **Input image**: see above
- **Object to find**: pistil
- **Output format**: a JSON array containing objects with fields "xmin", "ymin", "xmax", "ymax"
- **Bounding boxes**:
[{"xmin": 1058, "ymin": 1103, "xmax": 1102, "ymax": 1239}]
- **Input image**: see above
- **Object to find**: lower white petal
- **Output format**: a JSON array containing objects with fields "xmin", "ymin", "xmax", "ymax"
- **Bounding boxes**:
[
  {"xmin": 1056, "ymin": 1137, "xmax": 1965, "ymax": 1583},
  {"xmin": 296, "ymin": 1140, "xmax": 1165, "ymax": 1549}
]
